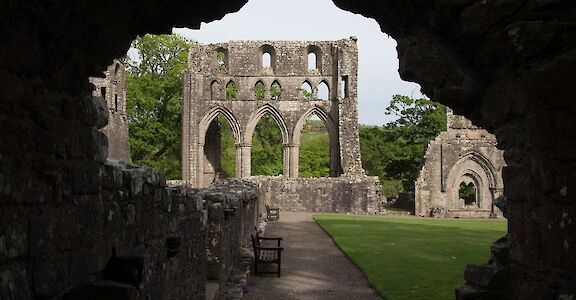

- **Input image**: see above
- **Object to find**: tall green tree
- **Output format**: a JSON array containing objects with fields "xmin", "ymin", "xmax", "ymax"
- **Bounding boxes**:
[
  {"xmin": 125, "ymin": 34, "xmax": 194, "ymax": 179},
  {"xmin": 251, "ymin": 115, "xmax": 284, "ymax": 176},
  {"xmin": 360, "ymin": 95, "xmax": 447, "ymax": 197}
]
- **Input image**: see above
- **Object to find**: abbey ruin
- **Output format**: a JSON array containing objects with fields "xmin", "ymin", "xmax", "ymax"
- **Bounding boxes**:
[
  {"xmin": 182, "ymin": 39, "xmax": 381, "ymax": 213},
  {"xmin": 1, "ymin": 1, "xmax": 575, "ymax": 299},
  {"xmin": 89, "ymin": 60, "xmax": 132, "ymax": 162},
  {"xmin": 416, "ymin": 109, "xmax": 506, "ymax": 218}
]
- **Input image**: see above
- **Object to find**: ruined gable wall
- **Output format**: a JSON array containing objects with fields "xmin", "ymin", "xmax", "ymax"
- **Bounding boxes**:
[{"xmin": 415, "ymin": 113, "xmax": 505, "ymax": 218}]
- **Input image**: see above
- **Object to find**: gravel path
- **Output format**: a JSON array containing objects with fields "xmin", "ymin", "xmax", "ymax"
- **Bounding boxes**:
[{"xmin": 244, "ymin": 212, "xmax": 382, "ymax": 300}]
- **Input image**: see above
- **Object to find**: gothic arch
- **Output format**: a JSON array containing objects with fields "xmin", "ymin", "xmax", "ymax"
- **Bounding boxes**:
[
  {"xmin": 292, "ymin": 106, "xmax": 336, "ymax": 147},
  {"xmin": 448, "ymin": 151, "xmax": 499, "ymax": 190},
  {"xmin": 445, "ymin": 151, "xmax": 498, "ymax": 212},
  {"xmin": 292, "ymin": 106, "xmax": 340, "ymax": 177},
  {"xmin": 199, "ymin": 106, "xmax": 241, "ymax": 146},
  {"xmin": 244, "ymin": 104, "xmax": 289, "ymax": 145}
]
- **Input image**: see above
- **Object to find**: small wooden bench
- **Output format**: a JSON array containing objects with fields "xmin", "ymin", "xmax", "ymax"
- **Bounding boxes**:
[
  {"xmin": 265, "ymin": 204, "xmax": 280, "ymax": 221},
  {"xmin": 251, "ymin": 234, "xmax": 284, "ymax": 277}
]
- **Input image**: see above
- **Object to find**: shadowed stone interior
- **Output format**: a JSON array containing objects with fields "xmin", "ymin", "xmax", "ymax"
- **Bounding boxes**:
[{"xmin": 0, "ymin": 1, "xmax": 575, "ymax": 299}]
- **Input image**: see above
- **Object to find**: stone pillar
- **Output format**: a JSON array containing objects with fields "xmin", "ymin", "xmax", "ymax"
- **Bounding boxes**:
[
  {"xmin": 235, "ymin": 144, "xmax": 242, "ymax": 178},
  {"xmin": 335, "ymin": 39, "xmax": 364, "ymax": 175},
  {"xmin": 287, "ymin": 144, "xmax": 299, "ymax": 177},
  {"xmin": 240, "ymin": 143, "xmax": 251, "ymax": 177},
  {"xmin": 197, "ymin": 142, "xmax": 204, "ymax": 187}
]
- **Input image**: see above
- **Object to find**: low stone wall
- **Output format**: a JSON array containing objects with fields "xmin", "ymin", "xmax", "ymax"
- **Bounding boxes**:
[
  {"xmin": 250, "ymin": 175, "xmax": 382, "ymax": 213},
  {"xmin": 0, "ymin": 158, "xmax": 259, "ymax": 299},
  {"xmin": 204, "ymin": 180, "xmax": 259, "ymax": 296}
]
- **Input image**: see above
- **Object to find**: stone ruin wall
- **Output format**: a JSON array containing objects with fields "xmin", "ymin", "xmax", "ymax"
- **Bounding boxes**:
[
  {"xmin": 182, "ymin": 39, "xmax": 380, "ymax": 213},
  {"xmin": 251, "ymin": 175, "xmax": 382, "ymax": 214},
  {"xmin": 415, "ymin": 109, "xmax": 506, "ymax": 218},
  {"xmin": 1, "ymin": 1, "xmax": 575, "ymax": 299},
  {"xmin": 89, "ymin": 60, "xmax": 132, "ymax": 162}
]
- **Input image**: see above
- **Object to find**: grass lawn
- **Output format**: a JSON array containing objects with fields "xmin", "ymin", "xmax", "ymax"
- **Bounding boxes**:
[{"xmin": 314, "ymin": 215, "xmax": 507, "ymax": 300}]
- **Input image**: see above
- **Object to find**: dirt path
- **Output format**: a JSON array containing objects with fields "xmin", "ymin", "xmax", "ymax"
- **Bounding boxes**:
[{"xmin": 244, "ymin": 212, "xmax": 382, "ymax": 300}]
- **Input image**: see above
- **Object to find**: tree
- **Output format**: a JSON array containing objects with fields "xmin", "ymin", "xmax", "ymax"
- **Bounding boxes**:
[
  {"xmin": 359, "ymin": 95, "xmax": 446, "ymax": 197},
  {"xmin": 251, "ymin": 116, "xmax": 284, "ymax": 176},
  {"xmin": 125, "ymin": 34, "xmax": 194, "ymax": 179}
]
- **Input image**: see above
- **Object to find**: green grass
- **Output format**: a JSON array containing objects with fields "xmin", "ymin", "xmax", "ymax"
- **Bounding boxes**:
[{"xmin": 314, "ymin": 215, "xmax": 507, "ymax": 300}]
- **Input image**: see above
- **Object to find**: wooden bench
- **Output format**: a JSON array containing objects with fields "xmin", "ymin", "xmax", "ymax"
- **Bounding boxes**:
[
  {"xmin": 265, "ymin": 204, "xmax": 280, "ymax": 221},
  {"xmin": 251, "ymin": 234, "xmax": 284, "ymax": 277}
]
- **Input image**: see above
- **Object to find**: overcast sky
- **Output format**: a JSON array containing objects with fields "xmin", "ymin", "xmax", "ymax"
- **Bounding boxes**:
[{"xmin": 173, "ymin": 0, "xmax": 423, "ymax": 125}]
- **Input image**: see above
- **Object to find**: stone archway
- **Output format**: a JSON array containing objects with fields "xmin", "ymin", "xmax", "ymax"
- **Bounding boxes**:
[
  {"xmin": 243, "ymin": 104, "xmax": 290, "ymax": 177},
  {"xmin": 444, "ymin": 152, "xmax": 499, "ymax": 218},
  {"xmin": 291, "ymin": 106, "xmax": 340, "ymax": 177},
  {"xmin": 197, "ymin": 106, "xmax": 242, "ymax": 187}
]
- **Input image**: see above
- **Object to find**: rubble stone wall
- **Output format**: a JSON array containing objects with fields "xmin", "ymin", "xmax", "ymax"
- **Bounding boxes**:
[{"xmin": 251, "ymin": 176, "xmax": 382, "ymax": 213}]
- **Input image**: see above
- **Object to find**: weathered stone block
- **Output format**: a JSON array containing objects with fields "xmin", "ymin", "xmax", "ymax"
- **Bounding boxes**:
[{"xmin": 464, "ymin": 264, "xmax": 509, "ymax": 289}]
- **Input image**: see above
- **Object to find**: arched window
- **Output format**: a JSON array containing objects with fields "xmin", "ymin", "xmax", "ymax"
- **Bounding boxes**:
[
  {"xmin": 340, "ymin": 75, "xmax": 348, "ymax": 98},
  {"xmin": 260, "ymin": 44, "xmax": 275, "ymax": 70},
  {"xmin": 226, "ymin": 81, "xmax": 237, "ymax": 100},
  {"xmin": 459, "ymin": 182, "xmax": 477, "ymax": 206},
  {"xmin": 254, "ymin": 81, "xmax": 265, "ymax": 100},
  {"xmin": 216, "ymin": 48, "xmax": 228, "ymax": 73},
  {"xmin": 211, "ymin": 81, "xmax": 220, "ymax": 100},
  {"xmin": 262, "ymin": 52, "xmax": 271, "ymax": 68},
  {"xmin": 317, "ymin": 81, "xmax": 329, "ymax": 100},
  {"xmin": 308, "ymin": 52, "xmax": 317, "ymax": 70},
  {"xmin": 307, "ymin": 45, "xmax": 321, "ymax": 71},
  {"xmin": 270, "ymin": 81, "xmax": 282, "ymax": 100},
  {"xmin": 299, "ymin": 81, "xmax": 312, "ymax": 100}
]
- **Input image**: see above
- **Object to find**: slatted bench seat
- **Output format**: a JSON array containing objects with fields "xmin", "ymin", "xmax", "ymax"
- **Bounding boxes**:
[
  {"xmin": 265, "ymin": 204, "xmax": 280, "ymax": 221},
  {"xmin": 251, "ymin": 234, "xmax": 284, "ymax": 277}
]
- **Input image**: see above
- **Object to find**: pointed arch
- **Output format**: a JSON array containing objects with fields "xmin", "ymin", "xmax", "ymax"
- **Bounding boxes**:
[
  {"xmin": 226, "ymin": 80, "xmax": 237, "ymax": 100},
  {"xmin": 270, "ymin": 80, "xmax": 282, "ymax": 100},
  {"xmin": 244, "ymin": 104, "xmax": 289, "ymax": 145},
  {"xmin": 199, "ymin": 106, "xmax": 241, "ymax": 146},
  {"xmin": 448, "ymin": 151, "xmax": 499, "ymax": 190},
  {"xmin": 292, "ymin": 106, "xmax": 339, "ymax": 177},
  {"xmin": 317, "ymin": 80, "xmax": 329, "ymax": 100},
  {"xmin": 210, "ymin": 80, "xmax": 221, "ymax": 100},
  {"xmin": 445, "ymin": 150, "xmax": 500, "ymax": 212},
  {"xmin": 292, "ymin": 106, "xmax": 336, "ymax": 146},
  {"xmin": 254, "ymin": 80, "xmax": 265, "ymax": 100},
  {"xmin": 299, "ymin": 80, "xmax": 312, "ymax": 100}
]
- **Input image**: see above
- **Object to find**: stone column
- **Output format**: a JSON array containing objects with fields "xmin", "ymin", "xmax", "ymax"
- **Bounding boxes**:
[
  {"xmin": 235, "ymin": 144, "xmax": 242, "ymax": 178},
  {"xmin": 197, "ymin": 142, "xmax": 204, "ymax": 187},
  {"xmin": 284, "ymin": 144, "xmax": 300, "ymax": 178},
  {"xmin": 239, "ymin": 143, "xmax": 252, "ymax": 177},
  {"xmin": 282, "ymin": 144, "xmax": 290, "ymax": 177}
]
